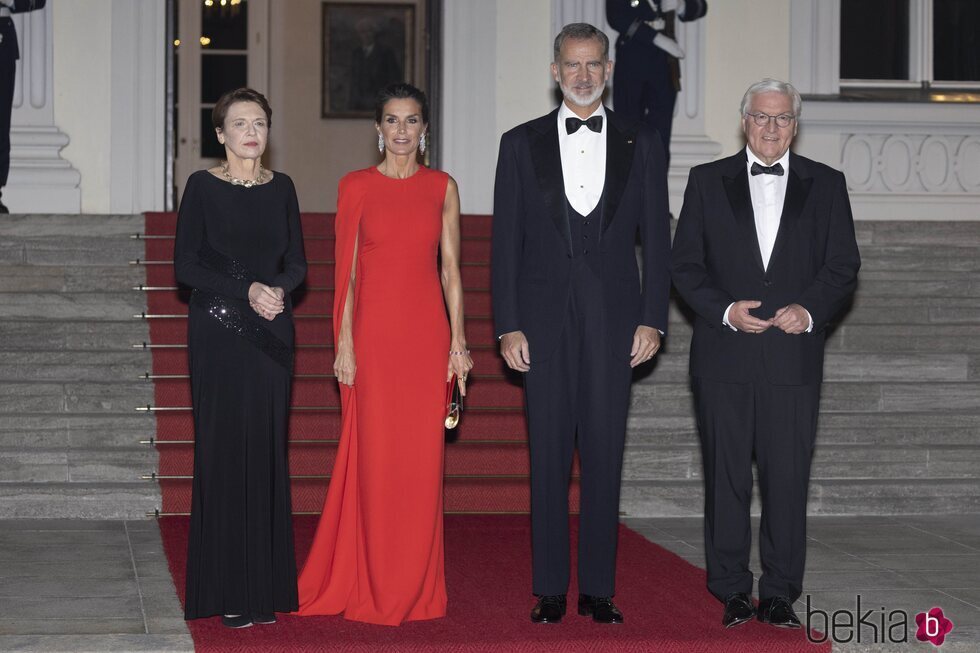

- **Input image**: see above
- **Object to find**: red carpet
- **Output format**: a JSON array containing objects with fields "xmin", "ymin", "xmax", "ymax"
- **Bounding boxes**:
[
  {"xmin": 142, "ymin": 211, "xmax": 579, "ymax": 515},
  {"xmin": 159, "ymin": 515, "xmax": 827, "ymax": 652}
]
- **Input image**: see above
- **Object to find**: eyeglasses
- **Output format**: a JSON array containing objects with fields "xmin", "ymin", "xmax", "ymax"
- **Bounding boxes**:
[{"xmin": 745, "ymin": 112, "xmax": 796, "ymax": 128}]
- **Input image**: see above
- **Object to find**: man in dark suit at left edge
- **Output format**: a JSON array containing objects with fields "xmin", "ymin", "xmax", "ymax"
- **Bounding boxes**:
[
  {"xmin": 0, "ymin": 0, "xmax": 45, "ymax": 213},
  {"xmin": 492, "ymin": 22, "xmax": 671, "ymax": 625}
]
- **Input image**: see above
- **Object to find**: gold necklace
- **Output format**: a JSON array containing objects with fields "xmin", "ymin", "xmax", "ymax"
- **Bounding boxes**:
[{"xmin": 221, "ymin": 162, "xmax": 265, "ymax": 188}]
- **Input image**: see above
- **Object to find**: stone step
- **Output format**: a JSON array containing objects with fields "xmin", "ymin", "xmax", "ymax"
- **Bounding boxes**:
[
  {"xmin": 0, "ymin": 321, "xmax": 150, "ymax": 350},
  {"xmin": 636, "ymin": 352, "xmax": 977, "ymax": 383},
  {"xmin": 0, "ymin": 215, "xmax": 144, "ymax": 266},
  {"xmin": 628, "ymin": 381, "xmax": 980, "ymax": 417},
  {"xmin": 825, "ymin": 323, "xmax": 980, "ymax": 353},
  {"xmin": 0, "ymin": 351, "xmax": 153, "ymax": 382},
  {"xmin": 0, "ymin": 447, "xmax": 157, "ymax": 483},
  {"xmin": 0, "ymin": 265, "xmax": 144, "ymax": 293},
  {"xmin": 857, "ymin": 245, "xmax": 980, "ymax": 273},
  {"xmin": 620, "ymin": 477, "xmax": 980, "ymax": 517},
  {"xmin": 0, "ymin": 482, "xmax": 160, "ymax": 519},
  {"xmin": 858, "ymin": 221, "xmax": 980, "ymax": 247},
  {"xmin": 0, "ymin": 293, "xmax": 145, "ymax": 320},
  {"xmin": 627, "ymin": 411, "xmax": 980, "ymax": 446},
  {"xmin": 0, "ymin": 634, "xmax": 193, "ymax": 653},
  {"xmin": 621, "ymin": 444, "xmax": 980, "ymax": 481},
  {"xmin": 852, "ymin": 278, "xmax": 980, "ymax": 298},
  {"xmin": 0, "ymin": 382, "xmax": 153, "ymax": 414},
  {"xmin": 0, "ymin": 414, "xmax": 156, "ymax": 449}
]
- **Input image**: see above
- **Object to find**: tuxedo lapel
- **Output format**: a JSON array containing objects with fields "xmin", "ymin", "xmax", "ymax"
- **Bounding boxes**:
[
  {"xmin": 528, "ymin": 111, "xmax": 571, "ymax": 255},
  {"xmin": 601, "ymin": 110, "xmax": 636, "ymax": 237},
  {"xmin": 769, "ymin": 155, "xmax": 814, "ymax": 267},
  {"xmin": 722, "ymin": 161, "xmax": 765, "ymax": 273}
]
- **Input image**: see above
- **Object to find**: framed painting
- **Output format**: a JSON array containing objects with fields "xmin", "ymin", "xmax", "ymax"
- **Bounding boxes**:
[{"xmin": 322, "ymin": 2, "xmax": 415, "ymax": 118}]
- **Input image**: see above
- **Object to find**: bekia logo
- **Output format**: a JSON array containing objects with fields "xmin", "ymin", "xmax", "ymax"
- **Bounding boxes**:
[
  {"xmin": 916, "ymin": 607, "xmax": 954, "ymax": 647},
  {"xmin": 806, "ymin": 595, "xmax": 955, "ymax": 647}
]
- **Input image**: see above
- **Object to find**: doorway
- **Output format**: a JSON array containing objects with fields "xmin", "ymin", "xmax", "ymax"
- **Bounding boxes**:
[{"xmin": 172, "ymin": 0, "xmax": 269, "ymax": 201}]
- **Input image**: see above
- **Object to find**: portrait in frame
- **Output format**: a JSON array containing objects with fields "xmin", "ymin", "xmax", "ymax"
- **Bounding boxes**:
[{"xmin": 322, "ymin": 2, "xmax": 415, "ymax": 118}]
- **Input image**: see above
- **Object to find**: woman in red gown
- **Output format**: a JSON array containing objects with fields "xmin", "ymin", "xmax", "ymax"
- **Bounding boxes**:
[{"xmin": 296, "ymin": 83, "xmax": 473, "ymax": 625}]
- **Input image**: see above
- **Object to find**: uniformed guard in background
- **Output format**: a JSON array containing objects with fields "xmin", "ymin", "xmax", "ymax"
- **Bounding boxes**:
[
  {"xmin": 1, "ymin": 0, "xmax": 46, "ymax": 213},
  {"xmin": 606, "ymin": 0, "xmax": 707, "ymax": 169}
]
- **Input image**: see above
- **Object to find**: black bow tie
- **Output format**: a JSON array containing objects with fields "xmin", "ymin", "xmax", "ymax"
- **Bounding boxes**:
[
  {"xmin": 565, "ymin": 115, "xmax": 603, "ymax": 134},
  {"xmin": 751, "ymin": 161, "xmax": 784, "ymax": 176}
]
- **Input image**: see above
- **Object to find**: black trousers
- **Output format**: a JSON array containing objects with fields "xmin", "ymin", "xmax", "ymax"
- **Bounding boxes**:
[
  {"xmin": 692, "ymin": 357, "xmax": 820, "ymax": 603},
  {"xmin": 0, "ymin": 21, "xmax": 16, "ymax": 190},
  {"xmin": 524, "ymin": 261, "xmax": 633, "ymax": 597},
  {"xmin": 612, "ymin": 48, "xmax": 676, "ymax": 169}
]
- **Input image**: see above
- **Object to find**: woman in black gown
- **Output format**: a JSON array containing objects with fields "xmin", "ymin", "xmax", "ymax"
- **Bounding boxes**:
[{"xmin": 174, "ymin": 88, "xmax": 306, "ymax": 628}]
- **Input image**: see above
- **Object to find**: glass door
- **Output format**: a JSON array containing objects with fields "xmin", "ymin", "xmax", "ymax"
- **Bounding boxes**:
[{"xmin": 174, "ymin": 0, "xmax": 268, "ymax": 199}]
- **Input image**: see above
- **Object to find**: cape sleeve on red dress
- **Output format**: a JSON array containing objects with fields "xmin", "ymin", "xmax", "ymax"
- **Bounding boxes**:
[{"xmin": 332, "ymin": 173, "xmax": 365, "ymax": 405}]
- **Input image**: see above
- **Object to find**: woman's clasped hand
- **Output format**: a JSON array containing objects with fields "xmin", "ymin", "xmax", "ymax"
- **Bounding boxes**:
[{"xmin": 248, "ymin": 281, "xmax": 285, "ymax": 320}]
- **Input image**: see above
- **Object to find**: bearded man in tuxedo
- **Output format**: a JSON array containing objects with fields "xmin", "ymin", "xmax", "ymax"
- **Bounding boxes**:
[{"xmin": 492, "ymin": 22, "xmax": 671, "ymax": 625}]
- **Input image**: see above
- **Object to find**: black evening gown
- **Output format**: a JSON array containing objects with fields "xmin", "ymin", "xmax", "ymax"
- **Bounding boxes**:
[{"xmin": 174, "ymin": 170, "xmax": 307, "ymax": 619}]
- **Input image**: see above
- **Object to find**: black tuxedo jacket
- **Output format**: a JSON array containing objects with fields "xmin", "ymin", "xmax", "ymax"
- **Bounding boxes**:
[
  {"xmin": 671, "ymin": 150, "xmax": 861, "ymax": 385},
  {"xmin": 2, "ymin": 0, "xmax": 46, "ymax": 61},
  {"xmin": 491, "ymin": 107, "xmax": 671, "ymax": 362}
]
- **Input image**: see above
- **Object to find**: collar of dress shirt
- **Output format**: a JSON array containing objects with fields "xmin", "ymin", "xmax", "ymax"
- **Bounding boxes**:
[
  {"xmin": 558, "ymin": 102, "xmax": 606, "ymax": 136},
  {"xmin": 745, "ymin": 146, "xmax": 790, "ymax": 177}
]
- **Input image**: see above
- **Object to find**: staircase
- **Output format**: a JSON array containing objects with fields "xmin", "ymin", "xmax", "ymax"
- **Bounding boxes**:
[
  {"xmin": 622, "ymin": 220, "xmax": 980, "ymax": 516},
  {"xmin": 136, "ymin": 215, "xmax": 980, "ymax": 517},
  {"xmin": 0, "ymin": 215, "xmax": 159, "ymax": 518}
]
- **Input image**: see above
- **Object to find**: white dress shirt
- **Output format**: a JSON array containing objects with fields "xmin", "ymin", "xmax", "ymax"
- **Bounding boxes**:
[
  {"xmin": 747, "ymin": 147, "xmax": 789, "ymax": 270},
  {"xmin": 722, "ymin": 147, "xmax": 812, "ymax": 332},
  {"xmin": 557, "ymin": 103, "xmax": 606, "ymax": 216}
]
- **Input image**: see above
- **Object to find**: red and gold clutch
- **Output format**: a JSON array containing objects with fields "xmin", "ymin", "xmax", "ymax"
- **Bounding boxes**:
[{"xmin": 445, "ymin": 374, "xmax": 462, "ymax": 429}]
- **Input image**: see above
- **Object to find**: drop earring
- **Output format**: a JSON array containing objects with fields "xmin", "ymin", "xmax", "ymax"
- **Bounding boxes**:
[
  {"xmin": 419, "ymin": 133, "xmax": 426, "ymax": 155},
  {"xmin": 377, "ymin": 133, "xmax": 384, "ymax": 153}
]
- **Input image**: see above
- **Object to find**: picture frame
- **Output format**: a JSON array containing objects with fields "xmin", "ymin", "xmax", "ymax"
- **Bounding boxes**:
[{"xmin": 322, "ymin": 2, "xmax": 415, "ymax": 118}]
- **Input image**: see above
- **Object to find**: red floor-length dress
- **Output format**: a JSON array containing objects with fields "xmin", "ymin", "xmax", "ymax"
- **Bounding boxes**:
[{"xmin": 296, "ymin": 166, "xmax": 450, "ymax": 625}]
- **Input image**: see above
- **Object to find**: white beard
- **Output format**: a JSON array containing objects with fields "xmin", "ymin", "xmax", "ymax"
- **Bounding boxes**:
[{"xmin": 560, "ymin": 80, "xmax": 605, "ymax": 108}]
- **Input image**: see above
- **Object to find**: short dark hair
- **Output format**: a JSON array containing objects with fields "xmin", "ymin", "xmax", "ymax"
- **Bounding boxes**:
[
  {"xmin": 553, "ymin": 23, "xmax": 609, "ymax": 62},
  {"xmin": 212, "ymin": 88, "xmax": 273, "ymax": 131},
  {"xmin": 374, "ymin": 83, "xmax": 429, "ymax": 125}
]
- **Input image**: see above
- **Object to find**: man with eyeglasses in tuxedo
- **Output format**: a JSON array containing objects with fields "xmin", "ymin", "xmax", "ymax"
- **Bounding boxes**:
[{"xmin": 671, "ymin": 78, "xmax": 861, "ymax": 631}]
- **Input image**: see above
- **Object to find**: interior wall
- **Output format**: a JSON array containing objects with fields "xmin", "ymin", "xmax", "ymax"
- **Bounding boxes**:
[
  {"xmin": 494, "ymin": 0, "xmax": 554, "ymax": 143},
  {"xmin": 52, "ymin": 0, "xmax": 113, "ymax": 213},
  {"xmin": 702, "ymin": 0, "xmax": 791, "ymax": 158},
  {"xmin": 441, "ymin": 0, "xmax": 553, "ymax": 214},
  {"xmin": 267, "ymin": 0, "xmax": 426, "ymax": 212}
]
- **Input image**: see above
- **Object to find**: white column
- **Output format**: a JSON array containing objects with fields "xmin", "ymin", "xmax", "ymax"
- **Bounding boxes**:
[
  {"xmin": 551, "ymin": 0, "xmax": 616, "ymax": 46},
  {"xmin": 552, "ymin": 0, "xmax": 721, "ymax": 214},
  {"xmin": 7, "ymin": 1, "xmax": 81, "ymax": 213},
  {"xmin": 108, "ymin": 0, "xmax": 167, "ymax": 213},
  {"xmin": 668, "ymin": 16, "xmax": 722, "ymax": 214},
  {"xmin": 441, "ymin": 0, "xmax": 497, "ymax": 213}
]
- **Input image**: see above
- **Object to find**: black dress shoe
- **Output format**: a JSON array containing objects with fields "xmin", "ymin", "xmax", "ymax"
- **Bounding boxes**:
[
  {"xmin": 220, "ymin": 614, "xmax": 253, "ymax": 628},
  {"xmin": 530, "ymin": 594, "xmax": 566, "ymax": 623},
  {"xmin": 577, "ymin": 594, "xmax": 624, "ymax": 624},
  {"xmin": 757, "ymin": 596, "xmax": 801, "ymax": 629},
  {"xmin": 252, "ymin": 612, "xmax": 276, "ymax": 625},
  {"xmin": 0, "ymin": 200, "xmax": 8, "ymax": 214},
  {"xmin": 722, "ymin": 592, "xmax": 756, "ymax": 628}
]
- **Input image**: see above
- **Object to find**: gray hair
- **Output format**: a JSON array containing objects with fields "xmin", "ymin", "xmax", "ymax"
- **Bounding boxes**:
[
  {"xmin": 553, "ymin": 23, "xmax": 609, "ymax": 62},
  {"xmin": 739, "ymin": 78, "xmax": 802, "ymax": 117}
]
